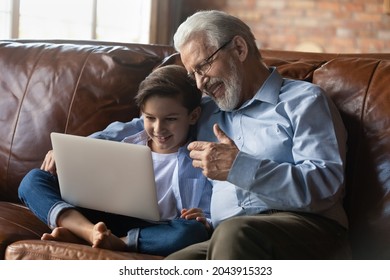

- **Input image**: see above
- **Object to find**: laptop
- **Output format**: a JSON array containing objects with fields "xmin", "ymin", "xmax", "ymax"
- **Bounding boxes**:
[{"xmin": 50, "ymin": 132, "xmax": 161, "ymax": 221}]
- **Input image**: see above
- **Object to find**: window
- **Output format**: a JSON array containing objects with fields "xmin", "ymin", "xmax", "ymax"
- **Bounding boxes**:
[
  {"xmin": 0, "ymin": 0, "xmax": 11, "ymax": 38},
  {"xmin": 0, "ymin": 0, "xmax": 152, "ymax": 43},
  {"xmin": 95, "ymin": 0, "xmax": 151, "ymax": 43}
]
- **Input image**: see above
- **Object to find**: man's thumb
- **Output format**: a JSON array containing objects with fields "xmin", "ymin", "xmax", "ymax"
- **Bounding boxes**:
[{"xmin": 213, "ymin": 124, "xmax": 232, "ymax": 144}]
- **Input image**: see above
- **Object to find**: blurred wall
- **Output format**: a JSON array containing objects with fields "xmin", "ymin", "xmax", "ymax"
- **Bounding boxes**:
[{"xmin": 178, "ymin": 0, "xmax": 390, "ymax": 53}]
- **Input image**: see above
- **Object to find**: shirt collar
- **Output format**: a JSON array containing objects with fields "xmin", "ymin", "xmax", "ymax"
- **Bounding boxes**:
[{"xmin": 252, "ymin": 67, "xmax": 282, "ymax": 106}]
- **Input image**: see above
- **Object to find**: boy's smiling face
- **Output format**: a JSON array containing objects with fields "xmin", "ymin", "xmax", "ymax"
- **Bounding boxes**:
[{"xmin": 142, "ymin": 95, "xmax": 199, "ymax": 154}]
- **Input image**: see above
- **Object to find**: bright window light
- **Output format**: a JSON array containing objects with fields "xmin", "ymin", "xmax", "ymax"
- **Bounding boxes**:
[
  {"xmin": 19, "ymin": 0, "xmax": 93, "ymax": 39},
  {"xmin": 0, "ymin": 0, "xmax": 11, "ymax": 38},
  {"xmin": 96, "ymin": 0, "xmax": 151, "ymax": 43},
  {"xmin": 0, "ymin": 0, "xmax": 151, "ymax": 43}
]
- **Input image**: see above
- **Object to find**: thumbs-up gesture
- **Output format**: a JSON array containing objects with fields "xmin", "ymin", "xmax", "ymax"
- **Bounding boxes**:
[{"xmin": 188, "ymin": 124, "xmax": 239, "ymax": 181}]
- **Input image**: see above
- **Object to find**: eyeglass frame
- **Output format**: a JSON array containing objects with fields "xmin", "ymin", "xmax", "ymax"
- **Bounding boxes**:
[{"xmin": 187, "ymin": 38, "xmax": 234, "ymax": 80}]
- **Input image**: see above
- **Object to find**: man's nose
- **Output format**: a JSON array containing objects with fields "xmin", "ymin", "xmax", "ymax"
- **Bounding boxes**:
[{"xmin": 195, "ymin": 73, "xmax": 209, "ymax": 92}]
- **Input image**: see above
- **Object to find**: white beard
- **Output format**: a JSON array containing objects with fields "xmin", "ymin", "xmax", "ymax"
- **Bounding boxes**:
[{"xmin": 210, "ymin": 60, "xmax": 241, "ymax": 112}]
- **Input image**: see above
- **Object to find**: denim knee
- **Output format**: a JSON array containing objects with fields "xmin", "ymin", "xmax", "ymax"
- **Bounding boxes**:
[
  {"xmin": 18, "ymin": 168, "xmax": 63, "ymax": 224},
  {"xmin": 136, "ymin": 218, "xmax": 209, "ymax": 256},
  {"xmin": 18, "ymin": 168, "xmax": 44, "ymax": 202}
]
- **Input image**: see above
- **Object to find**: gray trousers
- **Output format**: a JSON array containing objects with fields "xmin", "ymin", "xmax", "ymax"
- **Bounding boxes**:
[{"xmin": 165, "ymin": 211, "xmax": 351, "ymax": 260}]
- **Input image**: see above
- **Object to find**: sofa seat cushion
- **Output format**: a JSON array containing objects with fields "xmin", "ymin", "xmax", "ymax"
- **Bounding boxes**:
[{"xmin": 5, "ymin": 240, "xmax": 163, "ymax": 260}]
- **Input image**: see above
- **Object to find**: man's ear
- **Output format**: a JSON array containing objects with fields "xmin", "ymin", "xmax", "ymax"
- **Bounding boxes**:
[
  {"xmin": 232, "ymin": 35, "xmax": 248, "ymax": 62},
  {"xmin": 189, "ymin": 106, "xmax": 201, "ymax": 125}
]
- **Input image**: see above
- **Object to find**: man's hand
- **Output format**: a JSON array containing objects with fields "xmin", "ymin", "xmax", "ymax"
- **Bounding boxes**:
[
  {"xmin": 188, "ymin": 124, "xmax": 239, "ymax": 181},
  {"xmin": 40, "ymin": 150, "xmax": 57, "ymax": 175}
]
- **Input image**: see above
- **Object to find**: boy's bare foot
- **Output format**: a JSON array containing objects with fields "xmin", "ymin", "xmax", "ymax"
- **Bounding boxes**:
[
  {"xmin": 91, "ymin": 222, "xmax": 128, "ymax": 251},
  {"xmin": 41, "ymin": 227, "xmax": 87, "ymax": 245},
  {"xmin": 41, "ymin": 222, "xmax": 129, "ymax": 251}
]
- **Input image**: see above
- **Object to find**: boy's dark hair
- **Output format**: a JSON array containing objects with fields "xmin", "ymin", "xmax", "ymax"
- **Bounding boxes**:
[{"xmin": 135, "ymin": 65, "xmax": 202, "ymax": 113}]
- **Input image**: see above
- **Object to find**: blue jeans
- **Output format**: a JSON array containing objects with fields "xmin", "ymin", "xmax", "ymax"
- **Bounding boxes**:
[{"xmin": 18, "ymin": 168, "xmax": 209, "ymax": 256}]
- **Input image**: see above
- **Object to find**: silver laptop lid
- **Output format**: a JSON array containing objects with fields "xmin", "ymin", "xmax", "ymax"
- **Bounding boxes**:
[{"xmin": 51, "ymin": 132, "xmax": 160, "ymax": 221}]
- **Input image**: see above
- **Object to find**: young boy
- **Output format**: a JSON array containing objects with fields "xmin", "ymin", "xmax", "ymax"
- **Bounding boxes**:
[{"xmin": 18, "ymin": 65, "xmax": 212, "ymax": 256}]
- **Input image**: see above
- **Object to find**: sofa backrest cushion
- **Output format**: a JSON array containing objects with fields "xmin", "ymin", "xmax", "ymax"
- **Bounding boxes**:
[
  {"xmin": 0, "ymin": 41, "xmax": 174, "ymax": 202},
  {"xmin": 263, "ymin": 54, "xmax": 390, "ymax": 259},
  {"xmin": 313, "ymin": 58, "xmax": 390, "ymax": 258}
]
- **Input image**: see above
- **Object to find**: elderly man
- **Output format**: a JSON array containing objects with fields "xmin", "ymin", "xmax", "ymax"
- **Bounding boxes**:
[{"xmin": 92, "ymin": 10, "xmax": 351, "ymax": 259}]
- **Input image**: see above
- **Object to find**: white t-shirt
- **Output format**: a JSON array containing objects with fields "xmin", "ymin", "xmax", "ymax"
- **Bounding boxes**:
[{"xmin": 151, "ymin": 151, "xmax": 178, "ymax": 220}]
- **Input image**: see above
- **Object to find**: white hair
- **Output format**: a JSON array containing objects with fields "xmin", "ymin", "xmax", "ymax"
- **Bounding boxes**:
[{"xmin": 173, "ymin": 10, "xmax": 260, "ymax": 59}]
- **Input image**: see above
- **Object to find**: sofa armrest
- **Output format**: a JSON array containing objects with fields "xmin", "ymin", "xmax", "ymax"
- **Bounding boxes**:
[
  {"xmin": 1, "ymin": 202, "xmax": 164, "ymax": 260},
  {"xmin": 5, "ymin": 240, "xmax": 163, "ymax": 260},
  {"xmin": 0, "ymin": 202, "xmax": 50, "ymax": 259}
]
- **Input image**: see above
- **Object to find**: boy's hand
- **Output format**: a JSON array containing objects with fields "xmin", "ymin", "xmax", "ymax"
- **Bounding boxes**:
[
  {"xmin": 180, "ymin": 207, "xmax": 203, "ymax": 220},
  {"xmin": 181, "ymin": 208, "xmax": 211, "ymax": 232},
  {"xmin": 41, "ymin": 150, "xmax": 57, "ymax": 175}
]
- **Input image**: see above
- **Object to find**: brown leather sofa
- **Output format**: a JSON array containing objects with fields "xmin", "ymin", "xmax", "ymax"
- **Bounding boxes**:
[{"xmin": 0, "ymin": 40, "xmax": 389, "ymax": 260}]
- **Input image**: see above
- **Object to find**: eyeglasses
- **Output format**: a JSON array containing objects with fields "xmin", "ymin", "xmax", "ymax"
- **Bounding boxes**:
[{"xmin": 187, "ymin": 38, "xmax": 233, "ymax": 80}]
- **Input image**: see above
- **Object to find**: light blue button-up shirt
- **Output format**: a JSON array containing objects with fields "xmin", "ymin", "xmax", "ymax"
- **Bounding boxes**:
[
  {"xmin": 90, "ymin": 68, "xmax": 348, "ymax": 229},
  {"xmin": 196, "ymin": 68, "xmax": 348, "ymax": 228}
]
